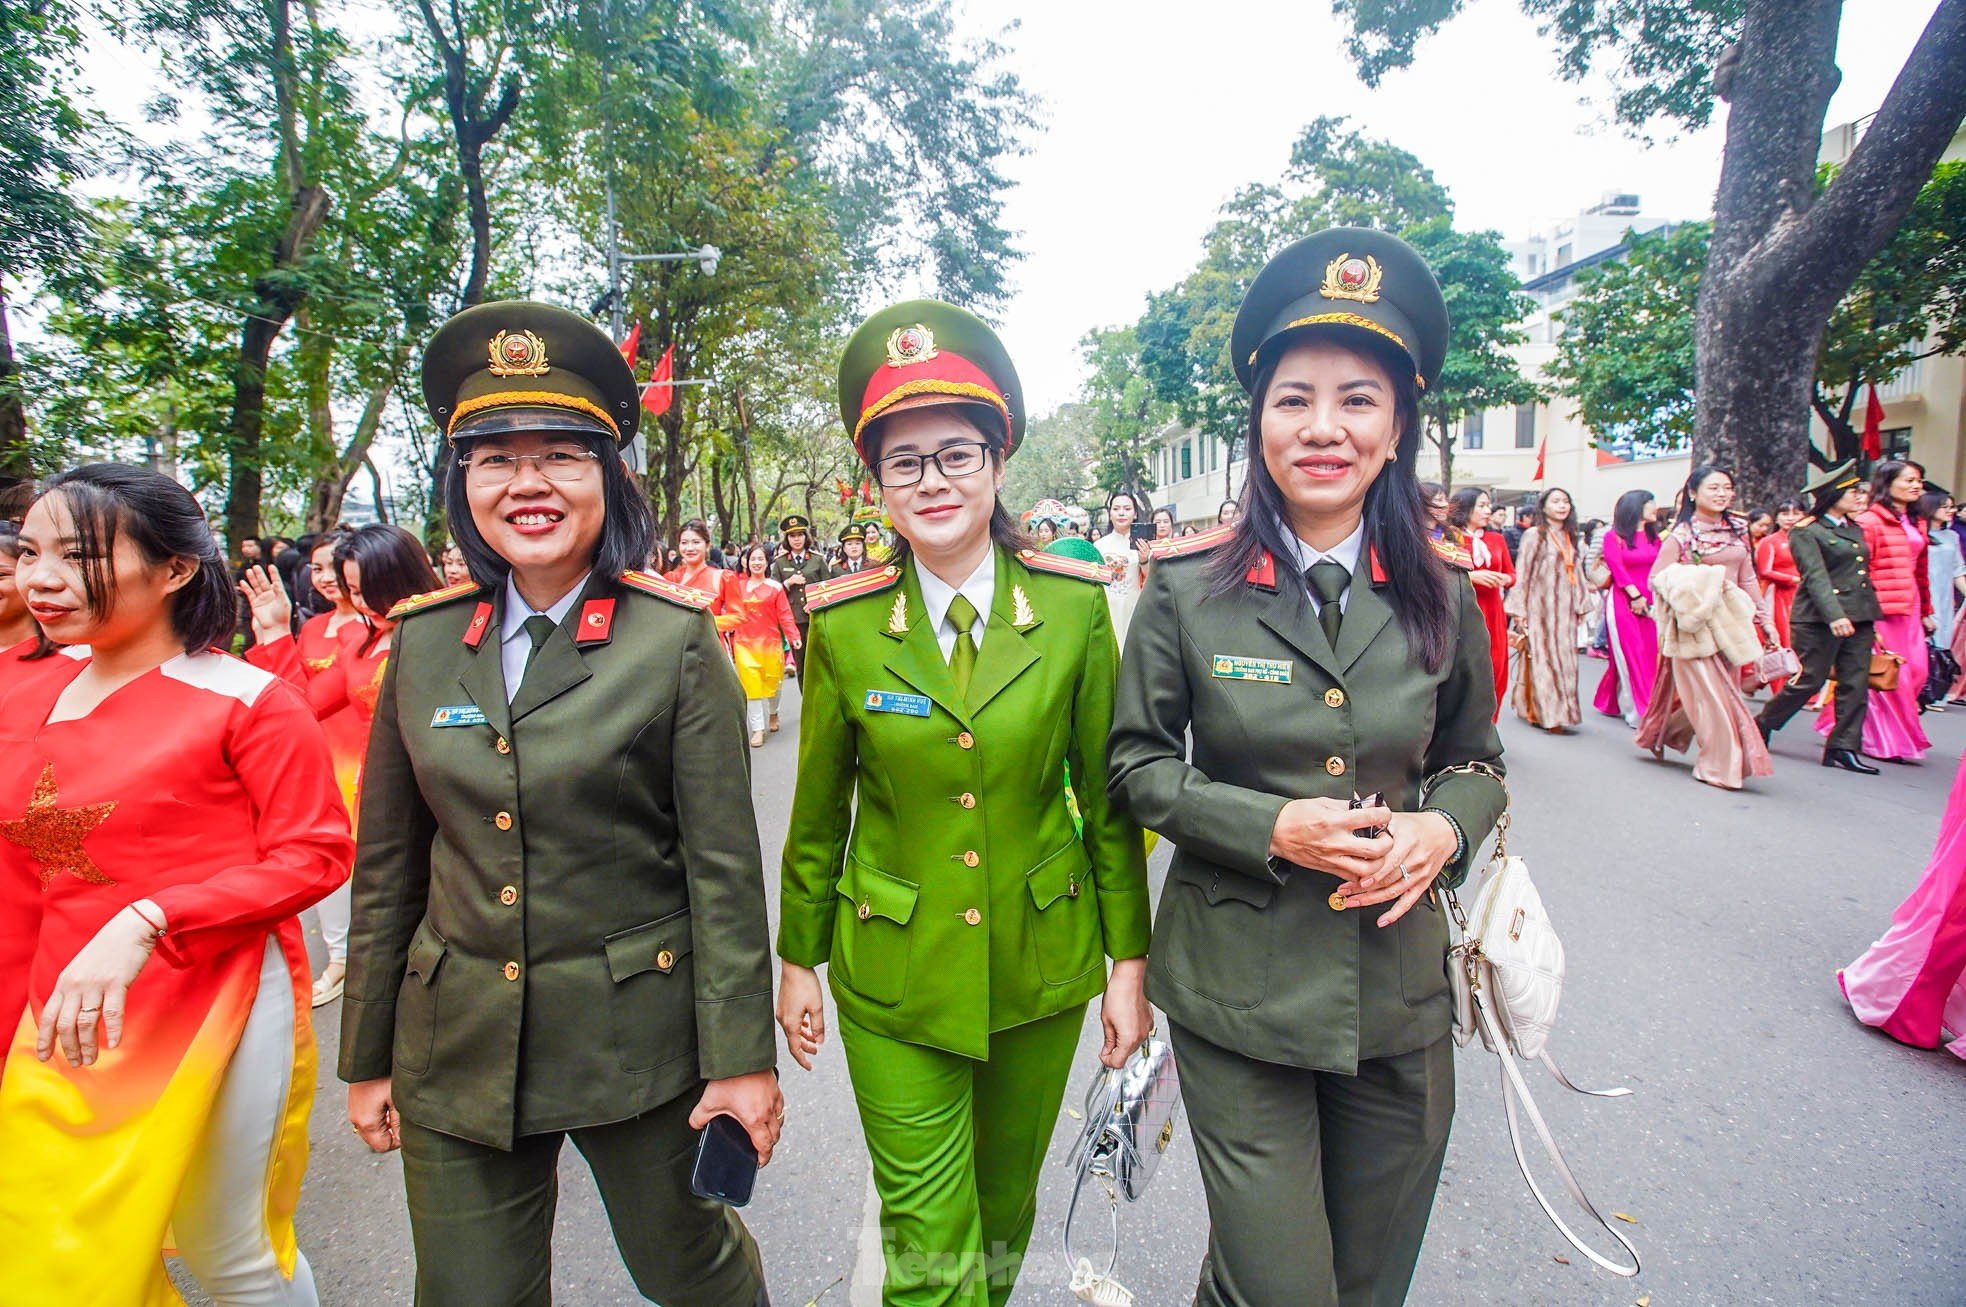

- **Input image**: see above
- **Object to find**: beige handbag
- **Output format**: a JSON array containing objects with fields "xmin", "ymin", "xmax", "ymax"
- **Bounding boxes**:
[{"xmin": 1430, "ymin": 764, "xmax": 1641, "ymax": 1278}]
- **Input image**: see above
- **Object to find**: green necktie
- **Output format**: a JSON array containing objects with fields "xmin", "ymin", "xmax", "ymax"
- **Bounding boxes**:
[
  {"xmin": 521, "ymin": 614, "xmax": 557, "ymax": 682},
  {"xmin": 1306, "ymin": 560, "xmax": 1349, "ymax": 648},
  {"xmin": 946, "ymin": 594, "xmax": 980, "ymax": 698}
]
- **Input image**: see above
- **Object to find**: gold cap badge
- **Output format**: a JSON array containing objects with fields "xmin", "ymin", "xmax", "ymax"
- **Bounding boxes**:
[
  {"xmin": 885, "ymin": 323, "xmax": 939, "ymax": 368},
  {"xmin": 487, "ymin": 328, "xmax": 551, "ymax": 377},
  {"xmin": 1318, "ymin": 253, "xmax": 1382, "ymax": 304}
]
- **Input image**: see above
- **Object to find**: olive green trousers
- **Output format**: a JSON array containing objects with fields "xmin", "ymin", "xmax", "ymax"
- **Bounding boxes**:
[
  {"xmin": 1171, "ymin": 1023, "xmax": 1454, "ymax": 1307},
  {"xmin": 399, "ymin": 1087, "xmax": 765, "ymax": 1306},
  {"xmin": 838, "ymin": 1005, "xmax": 1085, "ymax": 1306}
]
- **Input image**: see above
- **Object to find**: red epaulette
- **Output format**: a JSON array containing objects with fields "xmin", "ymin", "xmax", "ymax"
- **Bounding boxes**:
[
  {"xmin": 387, "ymin": 580, "xmax": 484, "ymax": 621},
  {"xmin": 620, "ymin": 570, "xmax": 713, "ymax": 610},
  {"xmin": 1016, "ymin": 549, "xmax": 1107, "ymax": 584},
  {"xmin": 805, "ymin": 565, "xmax": 902, "ymax": 612},
  {"xmin": 1146, "ymin": 522, "xmax": 1234, "ymax": 561}
]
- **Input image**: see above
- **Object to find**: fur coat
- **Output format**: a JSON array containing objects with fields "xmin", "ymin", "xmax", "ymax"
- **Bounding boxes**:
[{"xmin": 1652, "ymin": 562, "xmax": 1761, "ymax": 664}]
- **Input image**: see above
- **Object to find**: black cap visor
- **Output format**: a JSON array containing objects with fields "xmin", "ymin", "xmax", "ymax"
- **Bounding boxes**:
[{"xmin": 449, "ymin": 404, "xmax": 619, "ymax": 445}]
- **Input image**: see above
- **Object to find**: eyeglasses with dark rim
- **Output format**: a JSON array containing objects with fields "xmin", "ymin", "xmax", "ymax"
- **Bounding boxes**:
[
  {"xmin": 871, "ymin": 440, "xmax": 991, "ymax": 489},
  {"xmin": 457, "ymin": 449, "xmax": 602, "ymax": 486}
]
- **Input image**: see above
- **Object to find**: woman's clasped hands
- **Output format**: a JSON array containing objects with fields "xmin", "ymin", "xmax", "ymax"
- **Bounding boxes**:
[{"xmin": 1269, "ymin": 797, "xmax": 1459, "ymax": 927}]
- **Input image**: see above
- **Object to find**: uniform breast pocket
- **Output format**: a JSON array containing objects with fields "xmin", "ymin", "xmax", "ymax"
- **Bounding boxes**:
[
  {"xmin": 833, "ymin": 856, "xmax": 918, "ymax": 1007},
  {"xmin": 394, "ymin": 920, "xmax": 447, "ymax": 1076},
  {"xmin": 1025, "ymin": 839, "xmax": 1099, "ymax": 987},
  {"xmin": 602, "ymin": 908, "xmax": 695, "ymax": 1075}
]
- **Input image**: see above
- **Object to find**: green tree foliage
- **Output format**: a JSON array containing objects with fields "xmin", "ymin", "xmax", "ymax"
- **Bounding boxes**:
[
  {"xmin": 1003, "ymin": 403, "xmax": 1095, "ymax": 511},
  {"xmin": 1080, "ymin": 325, "xmax": 1168, "ymax": 499},
  {"xmin": 1546, "ymin": 221, "xmax": 1707, "ymax": 453}
]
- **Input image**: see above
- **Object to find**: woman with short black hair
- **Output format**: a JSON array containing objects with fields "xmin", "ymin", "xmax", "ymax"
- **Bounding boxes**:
[
  {"xmin": 1109, "ymin": 229, "xmax": 1506, "ymax": 1305},
  {"xmin": 0, "ymin": 463, "xmax": 350, "ymax": 1303}
]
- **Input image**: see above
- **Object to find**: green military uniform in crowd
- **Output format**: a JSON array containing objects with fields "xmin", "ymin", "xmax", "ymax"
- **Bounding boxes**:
[
  {"xmin": 771, "ymin": 514, "xmax": 832, "ymax": 675},
  {"xmin": 1106, "ymin": 230, "xmax": 1508, "ymax": 1307},
  {"xmin": 342, "ymin": 300, "xmax": 777, "ymax": 1306},
  {"xmin": 778, "ymin": 300, "xmax": 1151, "ymax": 1306},
  {"xmin": 1757, "ymin": 460, "xmax": 1882, "ymax": 759}
]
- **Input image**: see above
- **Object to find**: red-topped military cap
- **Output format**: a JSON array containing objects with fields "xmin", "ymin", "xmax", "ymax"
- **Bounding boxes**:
[{"xmin": 837, "ymin": 300, "xmax": 1025, "ymax": 463}]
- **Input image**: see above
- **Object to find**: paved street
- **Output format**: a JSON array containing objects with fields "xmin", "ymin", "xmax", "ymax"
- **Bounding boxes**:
[{"xmin": 190, "ymin": 669, "xmax": 1966, "ymax": 1305}]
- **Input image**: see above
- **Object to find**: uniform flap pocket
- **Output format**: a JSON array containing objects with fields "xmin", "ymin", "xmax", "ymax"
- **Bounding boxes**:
[
  {"xmin": 838, "ymin": 857, "xmax": 920, "ymax": 926},
  {"xmin": 405, "ymin": 922, "xmax": 448, "ymax": 985},
  {"xmin": 1025, "ymin": 838, "xmax": 1092, "ymax": 910},
  {"xmin": 1171, "ymin": 857, "xmax": 1276, "ymax": 910},
  {"xmin": 603, "ymin": 907, "xmax": 694, "ymax": 983}
]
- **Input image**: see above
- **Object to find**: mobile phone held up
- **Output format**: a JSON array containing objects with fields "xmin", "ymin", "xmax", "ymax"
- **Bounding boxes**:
[
  {"xmin": 690, "ymin": 1113, "xmax": 759, "ymax": 1207},
  {"xmin": 1129, "ymin": 522, "xmax": 1157, "ymax": 545}
]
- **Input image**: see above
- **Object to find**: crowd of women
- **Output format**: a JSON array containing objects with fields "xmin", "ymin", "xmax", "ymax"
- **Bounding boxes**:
[{"xmin": 0, "ymin": 223, "xmax": 1958, "ymax": 1307}]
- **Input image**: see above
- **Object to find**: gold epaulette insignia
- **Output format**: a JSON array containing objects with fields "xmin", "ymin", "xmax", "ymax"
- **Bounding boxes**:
[
  {"xmin": 805, "ymin": 565, "xmax": 902, "ymax": 613},
  {"xmin": 387, "ymin": 580, "xmax": 484, "ymax": 621},
  {"xmin": 620, "ymin": 570, "xmax": 712, "ymax": 610},
  {"xmin": 1147, "ymin": 522, "xmax": 1235, "ymax": 561},
  {"xmin": 1017, "ymin": 549, "xmax": 1107, "ymax": 584}
]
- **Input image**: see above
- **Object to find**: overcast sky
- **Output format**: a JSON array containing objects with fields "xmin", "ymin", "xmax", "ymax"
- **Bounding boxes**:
[{"xmin": 951, "ymin": 0, "xmax": 1942, "ymax": 414}]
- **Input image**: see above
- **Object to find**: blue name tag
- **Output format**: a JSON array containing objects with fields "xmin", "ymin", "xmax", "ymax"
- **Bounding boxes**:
[
  {"xmin": 430, "ymin": 704, "xmax": 489, "ymax": 728},
  {"xmin": 864, "ymin": 690, "xmax": 932, "ymax": 718}
]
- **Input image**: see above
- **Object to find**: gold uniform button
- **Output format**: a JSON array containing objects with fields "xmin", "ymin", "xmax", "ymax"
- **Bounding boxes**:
[
  {"xmin": 963, "ymin": 908, "xmax": 982, "ymax": 926},
  {"xmin": 957, "ymin": 731, "xmax": 975, "ymax": 750},
  {"xmin": 1328, "ymin": 891, "xmax": 1347, "ymax": 911},
  {"xmin": 962, "ymin": 850, "xmax": 981, "ymax": 868},
  {"xmin": 498, "ymin": 886, "xmax": 518, "ymax": 906},
  {"xmin": 857, "ymin": 902, "xmax": 872, "ymax": 921},
  {"xmin": 959, "ymin": 792, "xmax": 976, "ymax": 809},
  {"xmin": 656, "ymin": 949, "xmax": 675, "ymax": 972},
  {"xmin": 503, "ymin": 961, "xmax": 521, "ymax": 981},
  {"xmin": 495, "ymin": 737, "xmax": 511, "ymax": 755},
  {"xmin": 1325, "ymin": 688, "xmax": 1345, "ymax": 708},
  {"xmin": 1325, "ymin": 756, "xmax": 1346, "ymax": 777},
  {"xmin": 1068, "ymin": 880, "xmax": 1080, "ymax": 898},
  {"xmin": 494, "ymin": 811, "xmax": 513, "ymax": 831}
]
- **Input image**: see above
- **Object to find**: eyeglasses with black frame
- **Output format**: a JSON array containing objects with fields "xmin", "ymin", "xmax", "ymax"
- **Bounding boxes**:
[
  {"xmin": 871, "ymin": 440, "xmax": 991, "ymax": 489},
  {"xmin": 458, "ymin": 449, "xmax": 603, "ymax": 487}
]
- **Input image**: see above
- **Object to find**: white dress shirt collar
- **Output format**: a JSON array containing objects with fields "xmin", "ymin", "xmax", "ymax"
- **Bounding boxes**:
[
  {"xmin": 499, "ymin": 571, "xmax": 590, "ymax": 701},
  {"xmin": 1275, "ymin": 519, "xmax": 1365, "ymax": 613},
  {"xmin": 914, "ymin": 548, "xmax": 995, "ymax": 661}
]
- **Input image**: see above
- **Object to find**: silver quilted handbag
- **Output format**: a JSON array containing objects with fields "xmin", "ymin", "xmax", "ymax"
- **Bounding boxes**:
[
  {"xmin": 1432, "ymin": 762, "xmax": 1641, "ymax": 1278},
  {"xmin": 1060, "ymin": 1029, "xmax": 1181, "ymax": 1306}
]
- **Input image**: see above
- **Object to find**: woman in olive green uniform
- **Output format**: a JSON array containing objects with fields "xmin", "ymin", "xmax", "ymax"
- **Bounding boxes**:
[
  {"xmin": 341, "ymin": 302, "xmax": 781, "ymax": 1306},
  {"xmin": 777, "ymin": 301, "xmax": 1152, "ymax": 1307},
  {"xmin": 1108, "ymin": 230, "xmax": 1508, "ymax": 1307}
]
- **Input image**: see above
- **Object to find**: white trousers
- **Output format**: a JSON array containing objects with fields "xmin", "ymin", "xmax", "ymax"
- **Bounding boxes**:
[
  {"xmin": 310, "ymin": 881, "xmax": 351, "ymax": 964},
  {"xmin": 172, "ymin": 937, "xmax": 319, "ymax": 1306}
]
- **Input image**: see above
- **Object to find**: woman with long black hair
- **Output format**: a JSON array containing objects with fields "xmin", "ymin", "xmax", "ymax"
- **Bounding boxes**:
[
  {"xmin": 0, "ymin": 463, "xmax": 350, "ymax": 1304},
  {"xmin": 1504, "ymin": 485, "xmax": 1593, "ymax": 732},
  {"xmin": 1595, "ymin": 488, "xmax": 1664, "ymax": 726},
  {"xmin": 1109, "ymin": 229, "xmax": 1506, "ymax": 1306}
]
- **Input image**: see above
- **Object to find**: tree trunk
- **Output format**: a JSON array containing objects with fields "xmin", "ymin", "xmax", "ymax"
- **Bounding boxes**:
[
  {"xmin": 0, "ymin": 285, "xmax": 30, "ymax": 484},
  {"xmin": 306, "ymin": 349, "xmax": 408, "ymax": 530},
  {"xmin": 222, "ymin": 184, "xmax": 332, "ymax": 552},
  {"xmin": 1697, "ymin": 0, "xmax": 1966, "ymax": 508}
]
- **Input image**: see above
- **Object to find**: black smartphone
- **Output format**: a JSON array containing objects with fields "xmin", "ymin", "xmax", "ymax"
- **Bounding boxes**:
[
  {"xmin": 1350, "ymin": 791, "xmax": 1387, "ymax": 840},
  {"xmin": 690, "ymin": 1113, "xmax": 759, "ymax": 1207},
  {"xmin": 1130, "ymin": 523, "xmax": 1157, "ymax": 544}
]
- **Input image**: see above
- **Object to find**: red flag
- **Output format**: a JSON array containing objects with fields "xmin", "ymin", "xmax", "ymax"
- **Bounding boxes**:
[
  {"xmin": 836, "ymin": 478, "xmax": 853, "ymax": 505},
  {"xmin": 860, "ymin": 479, "xmax": 875, "ymax": 505},
  {"xmin": 617, "ymin": 322, "xmax": 641, "ymax": 366},
  {"xmin": 641, "ymin": 344, "xmax": 674, "ymax": 417},
  {"xmin": 1861, "ymin": 384, "xmax": 1885, "ymax": 460},
  {"xmin": 1532, "ymin": 437, "xmax": 1547, "ymax": 483}
]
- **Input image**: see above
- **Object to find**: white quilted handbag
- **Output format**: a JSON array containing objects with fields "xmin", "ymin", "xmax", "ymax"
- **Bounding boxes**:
[{"xmin": 1431, "ymin": 764, "xmax": 1641, "ymax": 1278}]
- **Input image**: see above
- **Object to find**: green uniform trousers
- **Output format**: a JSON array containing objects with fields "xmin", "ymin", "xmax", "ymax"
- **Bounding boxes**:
[
  {"xmin": 399, "ymin": 1087, "xmax": 765, "ymax": 1307},
  {"xmin": 1170, "ymin": 1023, "xmax": 1454, "ymax": 1307},
  {"xmin": 838, "ymin": 1005, "xmax": 1084, "ymax": 1306},
  {"xmin": 1757, "ymin": 618, "xmax": 1875, "ymax": 752}
]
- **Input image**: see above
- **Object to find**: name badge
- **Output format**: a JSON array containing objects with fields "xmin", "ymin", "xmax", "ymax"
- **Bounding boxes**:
[
  {"xmin": 864, "ymin": 690, "xmax": 932, "ymax": 717},
  {"xmin": 1210, "ymin": 654, "xmax": 1292, "ymax": 684},
  {"xmin": 431, "ymin": 704, "xmax": 489, "ymax": 728}
]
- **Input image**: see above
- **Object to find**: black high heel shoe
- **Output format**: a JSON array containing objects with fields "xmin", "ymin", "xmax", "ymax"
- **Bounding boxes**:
[{"xmin": 1823, "ymin": 748, "xmax": 1880, "ymax": 774}]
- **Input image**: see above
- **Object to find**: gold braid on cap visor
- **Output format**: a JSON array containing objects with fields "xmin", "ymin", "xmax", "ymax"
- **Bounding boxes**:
[
  {"xmin": 853, "ymin": 380, "xmax": 1012, "ymax": 445},
  {"xmin": 446, "ymin": 391, "xmax": 622, "ymax": 440},
  {"xmin": 1251, "ymin": 313, "xmax": 1427, "ymax": 390}
]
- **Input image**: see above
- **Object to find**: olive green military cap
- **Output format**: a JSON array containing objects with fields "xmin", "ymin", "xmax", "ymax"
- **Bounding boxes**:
[
  {"xmin": 1804, "ymin": 460, "xmax": 1863, "ymax": 498},
  {"xmin": 1231, "ymin": 227, "xmax": 1449, "ymax": 393},
  {"xmin": 422, "ymin": 300, "xmax": 642, "ymax": 446},
  {"xmin": 838, "ymin": 300, "xmax": 1025, "ymax": 462}
]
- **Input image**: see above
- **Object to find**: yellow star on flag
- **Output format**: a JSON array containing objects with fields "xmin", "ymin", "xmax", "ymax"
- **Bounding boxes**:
[{"xmin": 1, "ymin": 764, "xmax": 118, "ymax": 887}]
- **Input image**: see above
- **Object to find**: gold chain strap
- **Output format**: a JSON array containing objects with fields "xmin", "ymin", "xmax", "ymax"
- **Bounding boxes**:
[{"xmin": 1420, "ymin": 760, "xmax": 1509, "ymax": 929}]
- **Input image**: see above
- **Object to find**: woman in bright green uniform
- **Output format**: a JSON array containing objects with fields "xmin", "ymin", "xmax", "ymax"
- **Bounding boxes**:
[
  {"xmin": 777, "ymin": 301, "xmax": 1152, "ymax": 1307},
  {"xmin": 1109, "ymin": 230, "xmax": 1508, "ymax": 1306}
]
